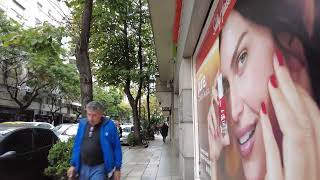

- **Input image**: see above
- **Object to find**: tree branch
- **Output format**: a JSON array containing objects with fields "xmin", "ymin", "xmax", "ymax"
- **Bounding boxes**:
[{"xmin": 124, "ymin": 77, "xmax": 135, "ymax": 107}]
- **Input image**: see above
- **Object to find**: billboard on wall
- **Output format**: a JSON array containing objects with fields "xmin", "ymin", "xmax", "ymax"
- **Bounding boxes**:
[{"xmin": 195, "ymin": 0, "xmax": 320, "ymax": 179}]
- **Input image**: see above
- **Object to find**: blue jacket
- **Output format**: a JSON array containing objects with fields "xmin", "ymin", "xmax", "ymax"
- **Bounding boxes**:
[{"xmin": 70, "ymin": 117, "xmax": 122, "ymax": 174}]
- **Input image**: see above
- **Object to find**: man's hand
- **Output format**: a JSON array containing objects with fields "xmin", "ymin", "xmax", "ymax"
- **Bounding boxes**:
[
  {"xmin": 114, "ymin": 170, "xmax": 121, "ymax": 180},
  {"xmin": 67, "ymin": 166, "xmax": 76, "ymax": 178}
]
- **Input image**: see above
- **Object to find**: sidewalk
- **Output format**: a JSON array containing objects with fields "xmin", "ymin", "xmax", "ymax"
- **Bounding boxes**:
[{"xmin": 121, "ymin": 135, "xmax": 182, "ymax": 180}]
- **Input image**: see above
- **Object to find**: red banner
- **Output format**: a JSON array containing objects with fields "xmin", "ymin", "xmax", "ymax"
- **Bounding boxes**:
[{"xmin": 196, "ymin": 0, "xmax": 236, "ymax": 71}]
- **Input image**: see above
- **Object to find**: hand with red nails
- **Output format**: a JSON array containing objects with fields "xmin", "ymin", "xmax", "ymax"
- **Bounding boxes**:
[
  {"xmin": 208, "ymin": 75, "xmax": 223, "ymax": 161},
  {"xmin": 260, "ymin": 50, "xmax": 320, "ymax": 180}
]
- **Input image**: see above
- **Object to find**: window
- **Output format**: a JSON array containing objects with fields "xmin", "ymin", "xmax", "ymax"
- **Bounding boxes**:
[
  {"xmin": 63, "ymin": 125, "xmax": 78, "ymax": 136},
  {"xmin": 11, "ymin": 8, "xmax": 23, "ymax": 20},
  {"xmin": 35, "ymin": 18, "xmax": 41, "ymax": 25},
  {"xmin": 53, "ymin": 124, "xmax": 68, "ymax": 135},
  {"xmin": 123, "ymin": 127, "xmax": 132, "ymax": 132},
  {"xmin": 33, "ymin": 129, "xmax": 54, "ymax": 149},
  {"xmin": 3, "ymin": 129, "xmax": 33, "ymax": 154},
  {"xmin": 48, "ymin": 10, "xmax": 52, "ymax": 17},
  {"xmin": 46, "ymin": 97, "xmax": 49, "ymax": 104},
  {"xmin": 37, "ymin": 2, "xmax": 43, "ymax": 9},
  {"xmin": 12, "ymin": 0, "xmax": 25, "ymax": 10},
  {"xmin": 37, "ymin": 124, "xmax": 52, "ymax": 129},
  {"xmin": 47, "ymin": 9, "xmax": 57, "ymax": 22}
]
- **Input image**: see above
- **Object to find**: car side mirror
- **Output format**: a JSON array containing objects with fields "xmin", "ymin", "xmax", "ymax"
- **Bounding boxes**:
[{"xmin": 0, "ymin": 151, "xmax": 17, "ymax": 160}]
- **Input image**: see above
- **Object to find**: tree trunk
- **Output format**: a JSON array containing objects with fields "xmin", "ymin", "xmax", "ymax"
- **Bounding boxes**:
[
  {"xmin": 147, "ymin": 78, "xmax": 151, "ymax": 125},
  {"xmin": 135, "ymin": 0, "xmax": 144, "ymax": 143},
  {"xmin": 124, "ymin": 79, "xmax": 142, "ymax": 144},
  {"xmin": 15, "ymin": 106, "xmax": 27, "ymax": 121},
  {"xmin": 51, "ymin": 113, "xmax": 55, "ymax": 124},
  {"xmin": 138, "ymin": 98, "xmax": 141, "ymax": 120},
  {"xmin": 132, "ymin": 102, "xmax": 140, "ymax": 144},
  {"xmin": 75, "ymin": 0, "xmax": 93, "ymax": 116}
]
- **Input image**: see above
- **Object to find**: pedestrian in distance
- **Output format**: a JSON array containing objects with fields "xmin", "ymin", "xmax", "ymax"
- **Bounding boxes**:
[
  {"xmin": 160, "ymin": 123, "xmax": 169, "ymax": 143},
  {"xmin": 117, "ymin": 122, "xmax": 122, "ymax": 139}
]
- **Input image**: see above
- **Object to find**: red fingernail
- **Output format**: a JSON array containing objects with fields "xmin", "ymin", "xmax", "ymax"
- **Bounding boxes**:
[
  {"xmin": 270, "ymin": 74, "xmax": 278, "ymax": 88},
  {"xmin": 261, "ymin": 102, "xmax": 267, "ymax": 114},
  {"xmin": 275, "ymin": 48, "xmax": 284, "ymax": 66}
]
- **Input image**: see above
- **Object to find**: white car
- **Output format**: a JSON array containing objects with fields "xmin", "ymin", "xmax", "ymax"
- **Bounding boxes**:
[
  {"xmin": 1, "ymin": 121, "xmax": 54, "ymax": 130},
  {"xmin": 120, "ymin": 124, "xmax": 133, "ymax": 144},
  {"xmin": 53, "ymin": 123, "xmax": 79, "ymax": 142}
]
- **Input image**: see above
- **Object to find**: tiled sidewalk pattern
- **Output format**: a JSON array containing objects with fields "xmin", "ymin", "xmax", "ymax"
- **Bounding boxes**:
[{"xmin": 121, "ymin": 135, "xmax": 182, "ymax": 180}]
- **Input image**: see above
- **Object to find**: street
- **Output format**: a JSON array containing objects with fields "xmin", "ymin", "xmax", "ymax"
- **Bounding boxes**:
[{"xmin": 121, "ymin": 135, "xmax": 182, "ymax": 180}]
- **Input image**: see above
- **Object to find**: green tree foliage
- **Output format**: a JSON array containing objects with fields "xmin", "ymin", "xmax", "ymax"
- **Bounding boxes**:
[
  {"xmin": 93, "ymin": 86, "xmax": 131, "ymax": 121},
  {"xmin": 92, "ymin": 0, "xmax": 155, "ymax": 143},
  {"xmin": 140, "ymin": 95, "xmax": 164, "ymax": 128},
  {"xmin": 47, "ymin": 64, "xmax": 80, "ymax": 122},
  {"xmin": 0, "ymin": 11, "xmax": 20, "ymax": 36},
  {"xmin": 0, "ymin": 12, "xmax": 80, "ymax": 118},
  {"xmin": 68, "ymin": 0, "xmax": 158, "ymax": 143}
]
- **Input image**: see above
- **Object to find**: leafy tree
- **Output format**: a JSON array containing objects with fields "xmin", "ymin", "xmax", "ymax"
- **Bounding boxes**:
[
  {"xmin": 0, "ymin": 13, "xmax": 68, "ymax": 119},
  {"xmin": 93, "ymin": 85, "xmax": 131, "ymax": 121},
  {"xmin": 118, "ymin": 102, "xmax": 132, "ymax": 123},
  {"xmin": 67, "ymin": 0, "xmax": 157, "ymax": 143},
  {"xmin": 91, "ymin": 0, "xmax": 154, "ymax": 144},
  {"xmin": 47, "ymin": 64, "xmax": 80, "ymax": 123},
  {"xmin": 0, "ymin": 11, "xmax": 20, "ymax": 36}
]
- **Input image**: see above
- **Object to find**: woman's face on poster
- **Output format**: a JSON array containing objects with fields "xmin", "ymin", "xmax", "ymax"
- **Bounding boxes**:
[
  {"xmin": 220, "ymin": 9, "xmax": 312, "ymax": 180},
  {"xmin": 220, "ymin": 10, "xmax": 273, "ymax": 180}
]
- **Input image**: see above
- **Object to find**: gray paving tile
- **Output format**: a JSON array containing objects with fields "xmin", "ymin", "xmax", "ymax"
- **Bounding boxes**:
[
  {"xmin": 141, "ymin": 176, "xmax": 156, "ymax": 180},
  {"xmin": 124, "ymin": 176, "xmax": 142, "ymax": 180},
  {"xmin": 156, "ymin": 177, "xmax": 171, "ymax": 180},
  {"xmin": 171, "ymin": 176, "xmax": 182, "ymax": 180}
]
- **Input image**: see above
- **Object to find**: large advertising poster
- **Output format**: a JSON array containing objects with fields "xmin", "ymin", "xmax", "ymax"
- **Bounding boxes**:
[{"xmin": 195, "ymin": 0, "xmax": 320, "ymax": 179}]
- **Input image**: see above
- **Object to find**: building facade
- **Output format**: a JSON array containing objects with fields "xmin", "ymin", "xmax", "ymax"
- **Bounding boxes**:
[
  {"xmin": 149, "ymin": 0, "xmax": 213, "ymax": 178},
  {"xmin": 0, "ymin": 0, "xmax": 70, "ymax": 27},
  {"xmin": 0, "ymin": 0, "xmax": 79, "ymax": 123}
]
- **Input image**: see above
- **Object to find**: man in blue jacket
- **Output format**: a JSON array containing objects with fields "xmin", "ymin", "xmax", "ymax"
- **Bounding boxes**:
[{"xmin": 67, "ymin": 101, "xmax": 122, "ymax": 180}]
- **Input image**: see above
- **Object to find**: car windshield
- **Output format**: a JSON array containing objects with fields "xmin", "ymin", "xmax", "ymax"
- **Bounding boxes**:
[
  {"xmin": 53, "ymin": 125, "xmax": 63, "ymax": 131},
  {"xmin": 54, "ymin": 124, "xmax": 71, "ymax": 135},
  {"xmin": 63, "ymin": 125, "xmax": 78, "ymax": 136},
  {"xmin": 123, "ymin": 127, "xmax": 132, "ymax": 132},
  {"xmin": 37, "ymin": 123, "xmax": 52, "ymax": 129}
]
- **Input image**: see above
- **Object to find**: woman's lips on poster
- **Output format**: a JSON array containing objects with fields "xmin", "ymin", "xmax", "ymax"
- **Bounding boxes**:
[{"xmin": 235, "ymin": 122, "xmax": 257, "ymax": 157}]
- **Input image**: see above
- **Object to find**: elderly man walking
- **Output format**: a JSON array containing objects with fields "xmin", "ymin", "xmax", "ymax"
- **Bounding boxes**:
[{"xmin": 67, "ymin": 101, "xmax": 122, "ymax": 180}]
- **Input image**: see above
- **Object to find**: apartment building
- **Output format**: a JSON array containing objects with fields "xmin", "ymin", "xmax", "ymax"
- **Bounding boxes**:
[{"xmin": 0, "ymin": 0, "xmax": 79, "ymax": 124}]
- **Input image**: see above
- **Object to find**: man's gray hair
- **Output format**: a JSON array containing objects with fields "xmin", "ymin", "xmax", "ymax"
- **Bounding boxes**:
[{"xmin": 86, "ymin": 101, "xmax": 105, "ymax": 112}]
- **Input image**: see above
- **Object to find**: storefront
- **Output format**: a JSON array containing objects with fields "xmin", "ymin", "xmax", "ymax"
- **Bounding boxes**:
[
  {"xmin": 0, "ymin": 106, "xmax": 34, "ymax": 122},
  {"xmin": 150, "ymin": 0, "xmax": 320, "ymax": 179}
]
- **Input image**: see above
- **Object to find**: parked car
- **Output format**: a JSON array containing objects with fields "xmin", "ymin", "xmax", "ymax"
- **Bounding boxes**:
[
  {"xmin": 0, "ymin": 124, "xmax": 58, "ymax": 180},
  {"xmin": 1, "ymin": 121, "xmax": 54, "ymax": 130},
  {"xmin": 120, "ymin": 124, "xmax": 134, "ymax": 145},
  {"xmin": 53, "ymin": 123, "xmax": 78, "ymax": 142}
]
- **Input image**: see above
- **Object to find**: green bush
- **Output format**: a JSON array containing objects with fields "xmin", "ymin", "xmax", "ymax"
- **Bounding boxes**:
[
  {"xmin": 141, "ymin": 127, "xmax": 154, "ymax": 141},
  {"xmin": 127, "ymin": 132, "xmax": 136, "ymax": 146},
  {"xmin": 44, "ymin": 138, "xmax": 74, "ymax": 180}
]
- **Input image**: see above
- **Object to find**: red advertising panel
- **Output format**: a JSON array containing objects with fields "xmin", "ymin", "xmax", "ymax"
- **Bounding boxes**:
[{"xmin": 195, "ymin": 0, "xmax": 320, "ymax": 179}]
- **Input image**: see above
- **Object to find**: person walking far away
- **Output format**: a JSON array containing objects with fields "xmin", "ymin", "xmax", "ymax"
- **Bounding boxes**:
[
  {"xmin": 67, "ymin": 101, "xmax": 122, "ymax": 180},
  {"xmin": 117, "ymin": 122, "xmax": 122, "ymax": 139},
  {"xmin": 160, "ymin": 123, "xmax": 169, "ymax": 143}
]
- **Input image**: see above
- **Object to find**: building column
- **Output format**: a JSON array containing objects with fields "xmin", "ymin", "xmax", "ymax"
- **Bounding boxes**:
[{"xmin": 178, "ymin": 58, "xmax": 194, "ymax": 180}]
